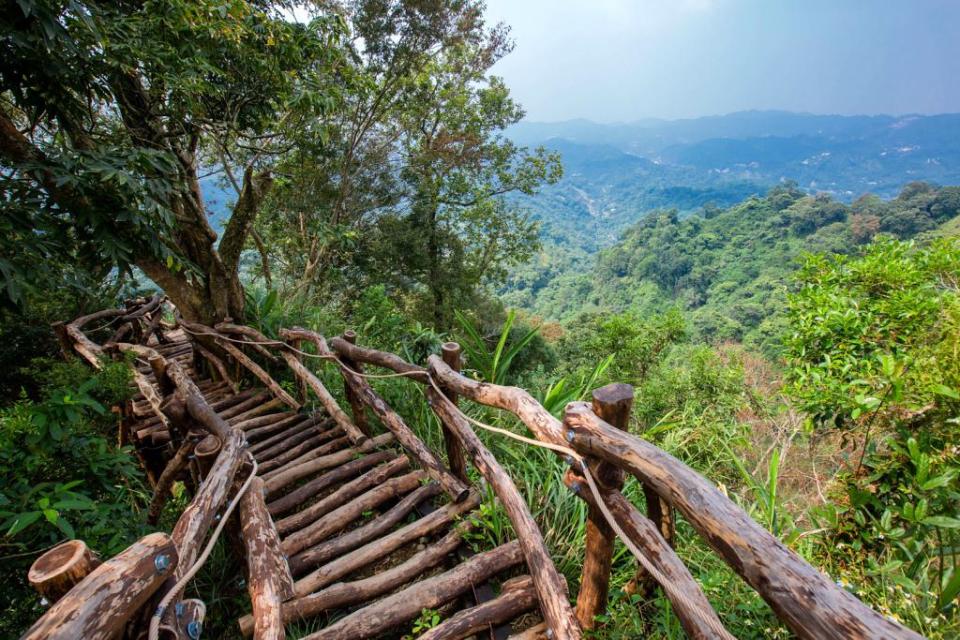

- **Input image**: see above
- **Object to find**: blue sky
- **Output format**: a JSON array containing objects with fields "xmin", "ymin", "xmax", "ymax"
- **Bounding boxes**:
[{"xmin": 483, "ymin": 0, "xmax": 960, "ymax": 122}]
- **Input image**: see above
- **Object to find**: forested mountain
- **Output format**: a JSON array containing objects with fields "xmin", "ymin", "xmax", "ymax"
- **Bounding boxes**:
[
  {"xmin": 506, "ymin": 111, "xmax": 960, "ymax": 254},
  {"xmin": 505, "ymin": 181, "xmax": 960, "ymax": 352}
]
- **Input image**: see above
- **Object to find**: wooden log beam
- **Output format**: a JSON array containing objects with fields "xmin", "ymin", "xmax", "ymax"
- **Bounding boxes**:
[
  {"xmin": 249, "ymin": 415, "xmax": 330, "ymax": 457},
  {"xmin": 439, "ymin": 342, "xmax": 468, "ymax": 483},
  {"xmin": 28, "ymin": 540, "xmax": 101, "ymax": 604},
  {"xmin": 211, "ymin": 332, "xmax": 298, "ymax": 409},
  {"xmin": 281, "ymin": 470, "xmax": 428, "ymax": 557},
  {"xmin": 563, "ymin": 402, "xmax": 924, "ymax": 640},
  {"xmin": 171, "ymin": 429, "xmax": 246, "ymax": 577},
  {"xmin": 240, "ymin": 477, "xmax": 294, "ymax": 640},
  {"xmin": 263, "ymin": 432, "xmax": 394, "ymax": 496},
  {"xmin": 219, "ymin": 392, "xmax": 271, "ymax": 421},
  {"xmin": 273, "ymin": 339, "xmax": 367, "ymax": 445},
  {"xmin": 275, "ymin": 455, "xmax": 410, "ymax": 536},
  {"xmin": 426, "ymin": 355, "xmax": 566, "ymax": 446},
  {"xmin": 240, "ymin": 520, "xmax": 473, "ymax": 637},
  {"xmin": 563, "ymin": 470, "xmax": 727, "ymax": 640},
  {"xmin": 228, "ymin": 398, "xmax": 284, "ymax": 426},
  {"xmin": 299, "ymin": 540, "xmax": 524, "ymax": 640},
  {"xmin": 267, "ymin": 450, "xmax": 396, "ymax": 518},
  {"xmin": 426, "ymin": 386, "xmax": 582, "ymax": 640},
  {"xmin": 337, "ymin": 330, "xmax": 371, "ymax": 436},
  {"xmin": 261, "ymin": 433, "xmax": 352, "ymax": 480},
  {"xmin": 20, "ymin": 532, "xmax": 178, "ymax": 640},
  {"xmin": 193, "ymin": 342, "xmax": 238, "ymax": 393},
  {"xmin": 328, "ymin": 336, "xmax": 429, "ymax": 382},
  {"xmin": 256, "ymin": 426, "xmax": 340, "ymax": 471},
  {"xmin": 284, "ymin": 328, "xmax": 469, "ymax": 503},
  {"xmin": 288, "ymin": 481, "xmax": 449, "ymax": 577},
  {"xmin": 574, "ymin": 383, "xmax": 631, "ymax": 630},
  {"xmin": 147, "ymin": 438, "xmax": 196, "ymax": 525},
  {"xmin": 417, "ymin": 575, "xmax": 538, "ymax": 640}
]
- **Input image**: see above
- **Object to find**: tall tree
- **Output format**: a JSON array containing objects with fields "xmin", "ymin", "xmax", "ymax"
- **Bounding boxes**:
[
  {"xmin": 255, "ymin": 0, "xmax": 560, "ymax": 325},
  {"xmin": 0, "ymin": 0, "xmax": 346, "ymax": 321}
]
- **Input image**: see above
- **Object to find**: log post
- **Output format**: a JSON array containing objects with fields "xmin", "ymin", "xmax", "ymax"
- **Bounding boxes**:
[
  {"xmin": 150, "ymin": 355, "xmax": 175, "ymax": 397},
  {"xmin": 240, "ymin": 477, "xmax": 294, "ymax": 640},
  {"xmin": 194, "ymin": 434, "xmax": 222, "ymax": 478},
  {"xmin": 573, "ymin": 383, "xmax": 632, "ymax": 630},
  {"xmin": 50, "ymin": 321, "xmax": 75, "ymax": 359},
  {"xmin": 28, "ymin": 540, "xmax": 101, "ymax": 604},
  {"xmin": 440, "ymin": 342, "xmax": 468, "ymax": 483},
  {"xmin": 21, "ymin": 532, "xmax": 178, "ymax": 640},
  {"xmin": 339, "ymin": 330, "xmax": 371, "ymax": 437}
]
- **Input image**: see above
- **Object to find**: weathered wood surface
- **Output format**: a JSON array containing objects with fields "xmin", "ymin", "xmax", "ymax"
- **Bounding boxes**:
[
  {"xmin": 263, "ymin": 432, "xmax": 394, "ymax": 496},
  {"xmin": 148, "ymin": 438, "xmax": 196, "ymax": 524},
  {"xmin": 261, "ymin": 432, "xmax": 352, "ymax": 479},
  {"xmin": 266, "ymin": 450, "xmax": 395, "ymax": 518},
  {"xmin": 182, "ymin": 321, "xmax": 298, "ymax": 410},
  {"xmin": 284, "ymin": 328, "xmax": 469, "ymax": 503},
  {"xmin": 287, "ymin": 481, "xmax": 448, "ymax": 577},
  {"xmin": 275, "ymin": 338, "xmax": 367, "ymax": 445},
  {"xmin": 574, "ymin": 383, "xmax": 631, "ymax": 630},
  {"xmin": 439, "ymin": 342, "xmax": 468, "ymax": 482},
  {"xmin": 240, "ymin": 520, "xmax": 473, "ymax": 636},
  {"xmin": 291, "ymin": 487, "xmax": 477, "ymax": 595},
  {"xmin": 20, "ymin": 532, "xmax": 178, "ymax": 640},
  {"xmin": 564, "ymin": 402, "xmax": 924, "ymax": 640},
  {"xmin": 300, "ymin": 540, "xmax": 524, "ymax": 640},
  {"xmin": 281, "ymin": 469, "xmax": 427, "ymax": 557},
  {"xmin": 427, "ymin": 387, "xmax": 582, "ymax": 640},
  {"xmin": 193, "ymin": 341, "xmax": 238, "ymax": 393},
  {"xmin": 417, "ymin": 575, "xmax": 538, "ymax": 640},
  {"xmin": 427, "ymin": 355, "xmax": 566, "ymax": 445},
  {"xmin": 337, "ymin": 330, "xmax": 371, "ymax": 436},
  {"xmin": 28, "ymin": 540, "xmax": 101, "ymax": 603},
  {"xmin": 274, "ymin": 455, "xmax": 410, "ymax": 535},
  {"xmin": 327, "ymin": 336, "xmax": 429, "ymax": 382},
  {"xmin": 563, "ymin": 470, "xmax": 726, "ymax": 640},
  {"xmin": 240, "ymin": 477, "xmax": 294, "ymax": 640}
]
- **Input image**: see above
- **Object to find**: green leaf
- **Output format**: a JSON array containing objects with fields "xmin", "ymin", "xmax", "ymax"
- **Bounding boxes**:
[
  {"xmin": 5, "ymin": 510, "xmax": 42, "ymax": 536},
  {"xmin": 922, "ymin": 516, "xmax": 960, "ymax": 529},
  {"xmin": 933, "ymin": 384, "xmax": 960, "ymax": 400},
  {"xmin": 940, "ymin": 568, "xmax": 960, "ymax": 611}
]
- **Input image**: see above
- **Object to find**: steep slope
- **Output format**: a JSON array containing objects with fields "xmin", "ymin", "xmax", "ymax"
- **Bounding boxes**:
[{"xmin": 505, "ymin": 182, "xmax": 960, "ymax": 353}]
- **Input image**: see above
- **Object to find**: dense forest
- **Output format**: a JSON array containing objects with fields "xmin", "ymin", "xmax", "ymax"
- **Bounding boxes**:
[{"xmin": 1, "ymin": 1, "xmax": 959, "ymax": 638}]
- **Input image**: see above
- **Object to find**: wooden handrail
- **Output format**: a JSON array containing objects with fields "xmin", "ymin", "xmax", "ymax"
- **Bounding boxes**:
[
  {"xmin": 283, "ymin": 327, "xmax": 470, "ymax": 504},
  {"xmin": 427, "ymin": 384, "xmax": 583, "ymax": 640},
  {"xmin": 52, "ymin": 306, "xmax": 930, "ymax": 640},
  {"xmin": 564, "ymin": 402, "xmax": 924, "ymax": 640},
  {"xmin": 20, "ymin": 533, "xmax": 178, "ymax": 640}
]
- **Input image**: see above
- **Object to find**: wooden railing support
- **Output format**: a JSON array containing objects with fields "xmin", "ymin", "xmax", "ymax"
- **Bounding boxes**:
[
  {"xmin": 20, "ymin": 532, "xmax": 178, "ymax": 640},
  {"xmin": 28, "ymin": 540, "xmax": 101, "ymax": 604},
  {"xmin": 339, "ymin": 330, "xmax": 371, "ymax": 437},
  {"xmin": 440, "ymin": 342, "xmax": 468, "ymax": 483},
  {"xmin": 427, "ymin": 385, "xmax": 583, "ymax": 640},
  {"xmin": 564, "ymin": 403, "xmax": 925, "ymax": 640},
  {"xmin": 573, "ymin": 383, "xmax": 632, "ymax": 630}
]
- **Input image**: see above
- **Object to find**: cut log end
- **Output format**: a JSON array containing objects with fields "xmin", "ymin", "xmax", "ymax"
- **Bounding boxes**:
[{"xmin": 28, "ymin": 540, "xmax": 100, "ymax": 603}]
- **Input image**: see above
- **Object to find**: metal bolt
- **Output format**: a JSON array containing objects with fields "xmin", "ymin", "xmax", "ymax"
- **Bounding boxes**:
[
  {"xmin": 187, "ymin": 620, "xmax": 203, "ymax": 639},
  {"xmin": 570, "ymin": 482, "xmax": 580, "ymax": 494},
  {"xmin": 564, "ymin": 455, "xmax": 575, "ymax": 466},
  {"xmin": 154, "ymin": 554, "xmax": 171, "ymax": 573},
  {"xmin": 566, "ymin": 429, "xmax": 575, "ymax": 442},
  {"xmin": 546, "ymin": 630, "xmax": 555, "ymax": 639}
]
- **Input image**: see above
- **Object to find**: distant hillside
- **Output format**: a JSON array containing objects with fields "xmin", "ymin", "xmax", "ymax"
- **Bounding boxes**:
[
  {"xmin": 504, "ymin": 182, "xmax": 960, "ymax": 353},
  {"xmin": 501, "ymin": 111, "xmax": 960, "ymax": 337},
  {"xmin": 507, "ymin": 111, "xmax": 960, "ymax": 254}
]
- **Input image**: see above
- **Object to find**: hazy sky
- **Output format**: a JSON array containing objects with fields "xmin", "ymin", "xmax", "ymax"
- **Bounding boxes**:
[{"xmin": 483, "ymin": 0, "xmax": 960, "ymax": 122}]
